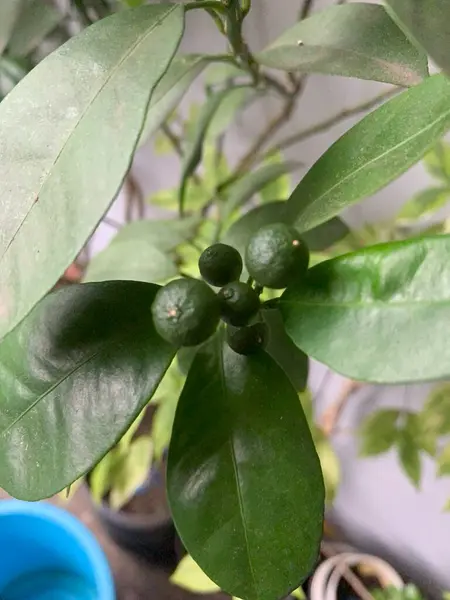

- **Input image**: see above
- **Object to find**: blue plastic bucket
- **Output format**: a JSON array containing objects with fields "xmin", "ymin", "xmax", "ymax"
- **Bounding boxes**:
[{"xmin": 0, "ymin": 500, "xmax": 115, "ymax": 600}]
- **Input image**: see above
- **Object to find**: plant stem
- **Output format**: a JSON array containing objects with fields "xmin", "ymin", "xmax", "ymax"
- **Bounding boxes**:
[
  {"xmin": 299, "ymin": 0, "xmax": 314, "ymax": 20},
  {"xmin": 268, "ymin": 87, "xmax": 399, "ymax": 155},
  {"xmin": 162, "ymin": 124, "xmax": 202, "ymax": 187},
  {"xmin": 185, "ymin": 1, "xmax": 227, "ymax": 13},
  {"xmin": 235, "ymin": 77, "xmax": 307, "ymax": 174}
]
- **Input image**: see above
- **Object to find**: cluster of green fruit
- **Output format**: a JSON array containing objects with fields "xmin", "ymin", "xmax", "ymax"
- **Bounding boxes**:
[{"xmin": 151, "ymin": 223, "xmax": 310, "ymax": 355}]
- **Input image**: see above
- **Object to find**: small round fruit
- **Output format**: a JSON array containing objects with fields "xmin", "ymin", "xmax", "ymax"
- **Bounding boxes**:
[
  {"xmin": 152, "ymin": 278, "xmax": 220, "ymax": 347},
  {"xmin": 199, "ymin": 243, "xmax": 243, "ymax": 287},
  {"xmin": 218, "ymin": 281, "xmax": 260, "ymax": 327},
  {"xmin": 226, "ymin": 322, "xmax": 268, "ymax": 356},
  {"xmin": 245, "ymin": 223, "xmax": 309, "ymax": 289}
]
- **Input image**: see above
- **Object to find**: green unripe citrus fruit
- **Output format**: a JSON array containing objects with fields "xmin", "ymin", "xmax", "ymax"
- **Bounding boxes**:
[
  {"xmin": 226, "ymin": 322, "xmax": 268, "ymax": 356},
  {"xmin": 218, "ymin": 281, "xmax": 260, "ymax": 327},
  {"xmin": 152, "ymin": 278, "xmax": 220, "ymax": 347},
  {"xmin": 245, "ymin": 223, "xmax": 309, "ymax": 289},
  {"xmin": 199, "ymin": 243, "xmax": 243, "ymax": 287}
]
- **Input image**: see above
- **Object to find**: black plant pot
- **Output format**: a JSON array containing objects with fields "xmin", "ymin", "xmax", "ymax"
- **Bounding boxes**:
[{"xmin": 96, "ymin": 501, "xmax": 177, "ymax": 569}]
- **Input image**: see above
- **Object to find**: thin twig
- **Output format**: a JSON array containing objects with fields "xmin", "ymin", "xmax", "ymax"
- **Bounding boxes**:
[
  {"xmin": 270, "ymin": 88, "xmax": 399, "ymax": 155},
  {"xmin": 319, "ymin": 379, "xmax": 362, "ymax": 437},
  {"xmin": 161, "ymin": 124, "xmax": 202, "ymax": 187},
  {"xmin": 124, "ymin": 173, "xmax": 144, "ymax": 222},
  {"xmin": 235, "ymin": 77, "xmax": 307, "ymax": 175}
]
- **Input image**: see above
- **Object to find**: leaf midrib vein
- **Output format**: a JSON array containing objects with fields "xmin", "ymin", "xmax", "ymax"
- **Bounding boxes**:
[{"xmin": 217, "ymin": 335, "xmax": 258, "ymax": 599}]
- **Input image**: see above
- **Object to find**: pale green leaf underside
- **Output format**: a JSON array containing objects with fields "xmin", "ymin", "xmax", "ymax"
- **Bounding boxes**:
[
  {"xmin": 257, "ymin": 3, "xmax": 428, "ymax": 86},
  {"xmin": 0, "ymin": 4, "xmax": 184, "ymax": 341}
]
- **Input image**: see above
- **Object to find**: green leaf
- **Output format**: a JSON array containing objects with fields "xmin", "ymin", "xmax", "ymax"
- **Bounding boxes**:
[
  {"xmin": 0, "ymin": 0, "xmax": 24, "ymax": 56},
  {"xmin": 171, "ymin": 555, "xmax": 221, "ymax": 594},
  {"xmin": 89, "ymin": 450, "xmax": 115, "ymax": 506},
  {"xmin": 224, "ymin": 162, "xmax": 297, "ymax": 219},
  {"xmin": 180, "ymin": 87, "xmax": 247, "ymax": 214},
  {"xmin": 397, "ymin": 416, "xmax": 422, "ymax": 487},
  {"xmin": 0, "ymin": 4, "xmax": 184, "ymax": 341},
  {"xmin": 262, "ymin": 308, "xmax": 309, "ymax": 392},
  {"xmin": 109, "ymin": 436, "xmax": 153, "ymax": 510},
  {"xmin": 385, "ymin": 0, "xmax": 450, "ymax": 77},
  {"xmin": 167, "ymin": 335, "xmax": 324, "ymax": 600},
  {"xmin": 281, "ymin": 235, "xmax": 450, "ymax": 383},
  {"xmin": 0, "ymin": 281, "xmax": 176, "ymax": 500},
  {"xmin": 114, "ymin": 216, "xmax": 200, "ymax": 251},
  {"xmin": 260, "ymin": 151, "xmax": 292, "ymax": 202},
  {"xmin": 84, "ymin": 239, "xmax": 177, "ymax": 284},
  {"xmin": 397, "ymin": 187, "xmax": 450, "ymax": 222},
  {"xmin": 256, "ymin": 3, "xmax": 428, "ymax": 86},
  {"xmin": 287, "ymin": 75, "xmax": 450, "ymax": 233},
  {"xmin": 422, "ymin": 383, "xmax": 450, "ymax": 437},
  {"xmin": 206, "ymin": 86, "xmax": 257, "ymax": 141},
  {"xmin": 139, "ymin": 55, "xmax": 208, "ymax": 146},
  {"xmin": 359, "ymin": 410, "xmax": 400, "ymax": 456},
  {"xmin": 152, "ymin": 366, "xmax": 183, "ymax": 461},
  {"xmin": 438, "ymin": 443, "xmax": 450, "ymax": 477},
  {"xmin": 302, "ymin": 218, "xmax": 350, "ymax": 252},
  {"xmin": 314, "ymin": 433, "xmax": 340, "ymax": 505},
  {"xmin": 7, "ymin": 0, "xmax": 62, "ymax": 58},
  {"xmin": 423, "ymin": 141, "xmax": 450, "ymax": 183},
  {"xmin": 204, "ymin": 62, "xmax": 246, "ymax": 86}
]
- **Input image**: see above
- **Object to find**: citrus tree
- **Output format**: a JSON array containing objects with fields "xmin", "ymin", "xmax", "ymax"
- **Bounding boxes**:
[{"xmin": 1, "ymin": 1, "xmax": 450, "ymax": 600}]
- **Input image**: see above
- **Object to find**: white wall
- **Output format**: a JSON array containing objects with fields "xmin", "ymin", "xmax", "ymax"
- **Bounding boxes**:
[{"xmin": 96, "ymin": 1, "xmax": 450, "ymax": 594}]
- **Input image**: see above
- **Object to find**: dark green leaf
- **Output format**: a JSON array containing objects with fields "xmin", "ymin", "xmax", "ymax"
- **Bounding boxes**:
[
  {"xmin": 281, "ymin": 235, "xmax": 450, "ymax": 383},
  {"xmin": 398, "ymin": 415, "xmax": 422, "ymax": 487},
  {"xmin": 0, "ymin": 0, "xmax": 24, "ymax": 56},
  {"xmin": 257, "ymin": 3, "xmax": 428, "ymax": 86},
  {"xmin": 8, "ymin": 0, "xmax": 62, "ymax": 57},
  {"xmin": 287, "ymin": 75, "xmax": 450, "ymax": 233},
  {"xmin": 0, "ymin": 281, "xmax": 176, "ymax": 500},
  {"xmin": 139, "ymin": 55, "xmax": 208, "ymax": 146},
  {"xmin": 83, "ymin": 239, "xmax": 177, "ymax": 284},
  {"xmin": 224, "ymin": 162, "xmax": 298, "ymax": 219},
  {"xmin": 262, "ymin": 308, "xmax": 308, "ymax": 392},
  {"xmin": 167, "ymin": 335, "xmax": 324, "ymax": 600},
  {"xmin": 0, "ymin": 4, "xmax": 184, "ymax": 341},
  {"xmin": 179, "ymin": 87, "xmax": 248, "ymax": 215},
  {"xmin": 302, "ymin": 218, "xmax": 350, "ymax": 252},
  {"xmin": 385, "ymin": 0, "xmax": 450, "ymax": 77},
  {"xmin": 359, "ymin": 410, "xmax": 400, "ymax": 456}
]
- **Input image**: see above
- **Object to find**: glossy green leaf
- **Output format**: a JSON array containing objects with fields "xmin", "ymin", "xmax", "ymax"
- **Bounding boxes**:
[
  {"xmin": 397, "ymin": 187, "xmax": 450, "ymax": 222},
  {"xmin": 262, "ymin": 307, "xmax": 308, "ymax": 392},
  {"xmin": 281, "ymin": 235, "xmax": 450, "ymax": 383},
  {"xmin": 8, "ymin": 0, "xmax": 62, "ymax": 57},
  {"xmin": 0, "ymin": 281, "xmax": 176, "ymax": 500},
  {"xmin": 171, "ymin": 555, "xmax": 221, "ymax": 594},
  {"xmin": 257, "ymin": 3, "xmax": 428, "ymax": 86},
  {"xmin": 359, "ymin": 410, "xmax": 400, "ymax": 456},
  {"xmin": 84, "ymin": 239, "xmax": 177, "ymax": 284},
  {"xmin": 397, "ymin": 416, "xmax": 422, "ymax": 487},
  {"xmin": 139, "ymin": 55, "xmax": 208, "ymax": 146},
  {"xmin": 180, "ymin": 87, "xmax": 246, "ymax": 215},
  {"xmin": 0, "ymin": 4, "xmax": 184, "ymax": 341},
  {"xmin": 287, "ymin": 75, "xmax": 450, "ymax": 233},
  {"xmin": 385, "ymin": 0, "xmax": 450, "ymax": 77},
  {"xmin": 0, "ymin": 0, "xmax": 24, "ymax": 56},
  {"xmin": 224, "ymin": 162, "xmax": 297, "ymax": 218},
  {"xmin": 167, "ymin": 335, "xmax": 324, "ymax": 600}
]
